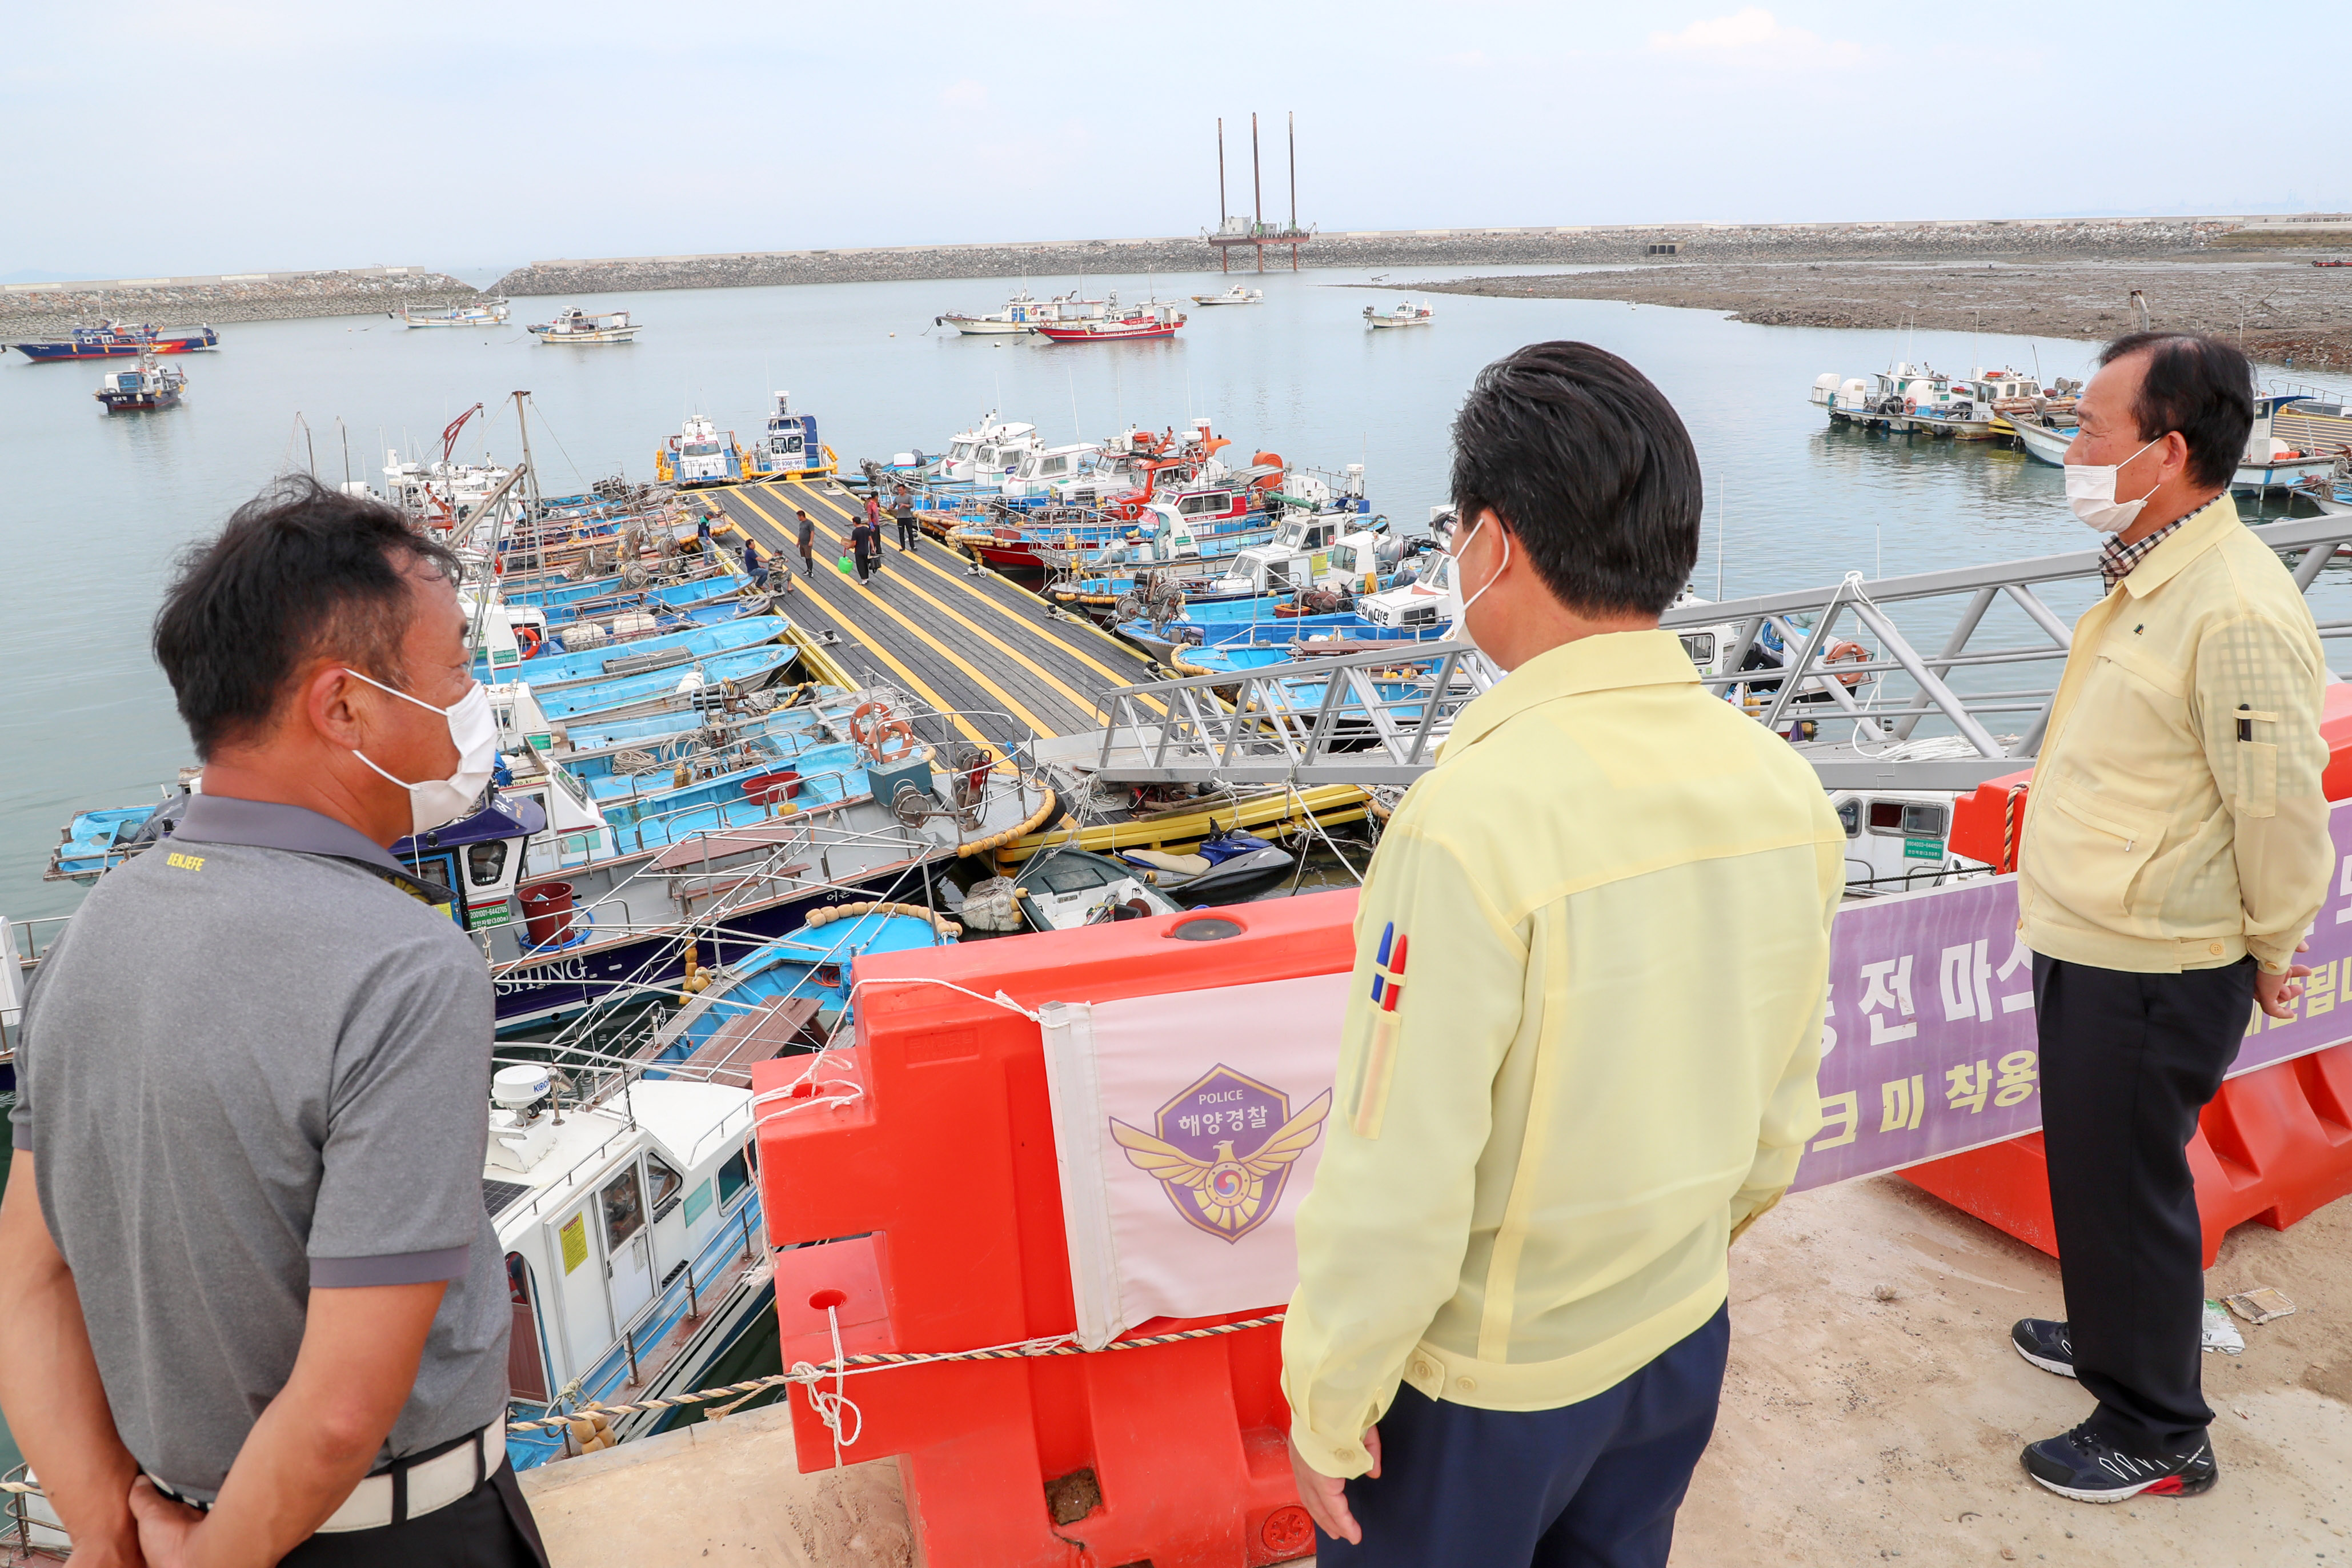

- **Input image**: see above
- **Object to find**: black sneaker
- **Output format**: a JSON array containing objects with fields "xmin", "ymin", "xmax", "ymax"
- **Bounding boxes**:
[
  {"xmin": 2011, "ymin": 1318, "xmax": 2076, "ymax": 1378},
  {"xmin": 2021, "ymin": 1424, "xmax": 2217, "ymax": 1502}
]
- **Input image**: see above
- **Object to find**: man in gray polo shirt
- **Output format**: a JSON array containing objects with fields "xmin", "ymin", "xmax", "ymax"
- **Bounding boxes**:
[{"xmin": 0, "ymin": 477, "xmax": 546, "ymax": 1566}]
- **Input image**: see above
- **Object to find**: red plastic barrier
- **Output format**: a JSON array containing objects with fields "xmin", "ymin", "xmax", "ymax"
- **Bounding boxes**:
[
  {"xmin": 1902, "ymin": 1040, "xmax": 2352, "ymax": 1266},
  {"xmin": 1914, "ymin": 680, "xmax": 2352, "ymax": 1258},
  {"xmin": 754, "ymin": 893, "xmax": 1359, "ymax": 1568}
]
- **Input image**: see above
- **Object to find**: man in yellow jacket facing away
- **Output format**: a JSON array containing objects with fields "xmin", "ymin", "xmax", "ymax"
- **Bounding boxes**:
[
  {"xmin": 1282, "ymin": 341, "xmax": 1845, "ymax": 1567},
  {"xmin": 2008, "ymin": 333, "xmax": 2328, "ymax": 1503}
]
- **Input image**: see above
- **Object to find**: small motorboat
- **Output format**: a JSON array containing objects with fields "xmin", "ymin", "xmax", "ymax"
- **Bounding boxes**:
[
  {"xmin": 1007, "ymin": 848, "xmax": 1181, "ymax": 931},
  {"xmin": 654, "ymin": 413, "xmax": 744, "ymax": 488},
  {"xmin": 1189, "ymin": 286, "xmax": 1264, "ymax": 307},
  {"xmin": 937, "ymin": 288, "xmax": 1049, "ymax": 335},
  {"xmin": 93, "ymin": 344, "xmax": 186, "ymax": 412},
  {"xmin": 530, "ymin": 308, "xmax": 641, "ymax": 344},
  {"xmin": 1125, "ymin": 831, "xmax": 1296, "ymax": 904},
  {"xmin": 1363, "ymin": 300, "xmax": 1435, "ymax": 330}
]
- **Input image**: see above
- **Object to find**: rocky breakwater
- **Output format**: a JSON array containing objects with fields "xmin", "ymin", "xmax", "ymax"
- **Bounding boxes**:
[
  {"xmin": 490, "ymin": 218, "xmax": 2268, "ymax": 300},
  {"xmin": 0, "ymin": 267, "xmax": 480, "ymax": 337}
]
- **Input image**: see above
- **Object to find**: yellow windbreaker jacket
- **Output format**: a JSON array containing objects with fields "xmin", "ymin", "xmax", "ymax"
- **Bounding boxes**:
[
  {"xmin": 2018, "ymin": 496, "xmax": 2330, "ymax": 976},
  {"xmin": 1280, "ymin": 630, "xmax": 1845, "ymax": 1478}
]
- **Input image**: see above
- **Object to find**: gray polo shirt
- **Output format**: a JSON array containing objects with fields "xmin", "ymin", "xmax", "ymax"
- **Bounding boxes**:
[{"xmin": 12, "ymin": 795, "xmax": 510, "ymax": 1497}]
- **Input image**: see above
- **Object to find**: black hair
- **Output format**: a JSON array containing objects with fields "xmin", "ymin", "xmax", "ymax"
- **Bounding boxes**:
[
  {"xmin": 1449, "ymin": 340, "xmax": 1701, "ymax": 618},
  {"xmin": 2097, "ymin": 332, "xmax": 2254, "ymax": 491},
  {"xmin": 151, "ymin": 475, "xmax": 460, "ymax": 759}
]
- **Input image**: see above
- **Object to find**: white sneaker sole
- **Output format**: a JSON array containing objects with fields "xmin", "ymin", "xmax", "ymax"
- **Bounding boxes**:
[
  {"xmin": 2013, "ymin": 1338, "xmax": 2077, "ymax": 1378},
  {"xmin": 2027, "ymin": 1468, "xmax": 2207, "ymax": 1503}
]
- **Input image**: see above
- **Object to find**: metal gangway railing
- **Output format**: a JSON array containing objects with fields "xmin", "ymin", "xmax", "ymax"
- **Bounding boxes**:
[
  {"xmin": 1076, "ymin": 512, "xmax": 2352, "ymax": 791},
  {"xmin": 1087, "ymin": 644, "xmax": 1499, "ymax": 785}
]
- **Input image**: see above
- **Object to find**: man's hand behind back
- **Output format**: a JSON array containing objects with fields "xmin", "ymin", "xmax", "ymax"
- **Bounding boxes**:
[{"xmin": 2255, "ymin": 940, "xmax": 2314, "ymax": 1020}]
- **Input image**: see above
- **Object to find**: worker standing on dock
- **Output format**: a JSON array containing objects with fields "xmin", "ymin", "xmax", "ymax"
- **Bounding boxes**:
[
  {"xmin": 893, "ymin": 482, "xmax": 918, "ymax": 551},
  {"xmin": 0, "ymin": 478, "xmax": 548, "ymax": 1566},
  {"xmin": 851, "ymin": 511, "xmax": 882, "ymax": 583},
  {"xmin": 795, "ymin": 507, "xmax": 816, "ymax": 576},
  {"xmin": 1282, "ymin": 342, "xmax": 1844, "ymax": 1567},
  {"xmin": 2009, "ymin": 332, "xmax": 2329, "ymax": 1505}
]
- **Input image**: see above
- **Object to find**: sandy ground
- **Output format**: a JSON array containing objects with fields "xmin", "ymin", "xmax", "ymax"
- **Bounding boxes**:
[
  {"xmin": 1401, "ymin": 255, "xmax": 2352, "ymax": 370},
  {"xmin": 1674, "ymin": 1176, "xmax": 2352, "ymax": 1567},
  {"xmin": 518, "ymin": 1178, "xmax": 2350, "ymax": 1568}
]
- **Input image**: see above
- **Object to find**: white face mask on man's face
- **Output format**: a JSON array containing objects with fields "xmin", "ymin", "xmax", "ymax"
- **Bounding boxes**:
[
  {"xmin": 343, "ymin": 670, "xmax": 499, "ymax": 835},
  {"xmin": 2063, "ymin": 435, "xmax": 2165, "ymax": 535},
  {"xmin": 1445, "ymin": 513, "xmax": 1512, "ymax": 651}
]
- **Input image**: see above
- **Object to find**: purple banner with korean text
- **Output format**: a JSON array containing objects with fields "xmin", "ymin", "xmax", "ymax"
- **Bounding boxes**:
[{"xmin": 1790, "ymin": 800, "xmax": 2352, "ymax": 1191}]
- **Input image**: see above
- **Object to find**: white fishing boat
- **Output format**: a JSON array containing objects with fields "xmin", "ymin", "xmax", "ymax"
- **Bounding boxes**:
[
  {"xmin": 1190, "ymin": 285, "xmax": 1264, "ymax": 307},
  {"xmin": 398, "ymin": 300, "xmax": 512, "ymax": 328},
  {"xmin": 937, "ymin": 288, "xmax": 1051, "ymax": 336},
  {"xmin": 381, "ymin": 447, "xmax": 516, "ymax": 528},
  {"xmin": 939, "ymin": 415, "xmax": 1044, "ymax": 484},
  {"xmin": 1363, "ymin": 300, "xmax": 1435, "ymax": 330},
  {"xmin": 530, "ymin": 308, "xmax": 642, "ymax": 344},
  {"xmin": 484, "ymin": 1060, "xmax": 772, "ymax": 1467},
  {"xmin": 2006, "ymin": 395, "xmax": 2341, "ymax": 491}
]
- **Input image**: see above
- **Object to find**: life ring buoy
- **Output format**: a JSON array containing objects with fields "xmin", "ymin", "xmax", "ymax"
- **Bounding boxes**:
[
  {"xmin": 1904, "ymin": 398, "xmax": 1918, "ymax": 414},
  {"xmin": 1826, "ymin": 640, "xmax": 1870, "ymax": 688},
  {"xmin": 850, "ymin": 700, "xmax": 916, "ymax": 761},
  {"xmin": 514, "ymin": 623, "xmax": 542, "ymax": 658}
]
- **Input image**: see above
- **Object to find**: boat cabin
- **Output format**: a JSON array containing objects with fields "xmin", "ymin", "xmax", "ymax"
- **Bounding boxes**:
[
  {"xmin": 752, "ymin": 391, "xmax": 827, "ymax": 479},
  {"xmin": 1829, "ymin": 791, "xmax": 1963, "ymax": 893},
  {"xmin": 393, "ymin": 795, "xmax": 545, "ymax": 933},
  {"xmin": 658, "ymin": 415, "xmax": 742, "ymax": 488},
  {"xmin": 490, "ymin": 1072, "xmax": 765, "ymax": 1462},
  {"xmin": 1003, "ymin": 443, "xmax": 1102, "ymax": 499}
]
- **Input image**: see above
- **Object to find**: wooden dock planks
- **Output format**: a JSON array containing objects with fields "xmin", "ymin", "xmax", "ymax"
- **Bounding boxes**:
[{"xmin": 709, "ymin": 479, "xmax": 1164, "ymax": 751}]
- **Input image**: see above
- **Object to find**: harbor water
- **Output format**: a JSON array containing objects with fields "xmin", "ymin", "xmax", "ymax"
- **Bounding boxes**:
[{"xmin": 7, "ymin": 263, "xmax": 2351, "ymax": 921}]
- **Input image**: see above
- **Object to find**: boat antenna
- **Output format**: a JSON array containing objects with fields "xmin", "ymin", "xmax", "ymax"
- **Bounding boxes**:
[
  {"xmin": 338, "ymin": 417, "xmax": 351, "ymax": 491},
  {"xmin": 1251, "ymin": 111, "xmax": 1264, "ymax": 274},
  {"xmin": 512, "ymin": 390, "xmax": 540, "ymax": 520}
]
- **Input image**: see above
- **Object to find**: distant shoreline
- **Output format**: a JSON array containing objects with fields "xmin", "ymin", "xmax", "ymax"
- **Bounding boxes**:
[{"xmin": 5, "ymin": 217, "xmax": 2346, "ymax": 346}]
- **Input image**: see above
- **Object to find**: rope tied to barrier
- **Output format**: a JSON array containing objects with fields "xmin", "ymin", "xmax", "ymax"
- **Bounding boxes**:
[
  {"xmin": 498, "ymin": 1310, "xmax": 1291, "ymax": 1469},
  {"xmin": 2001, "ymin": 781, "xmax": 2030, "ymax": 875}
]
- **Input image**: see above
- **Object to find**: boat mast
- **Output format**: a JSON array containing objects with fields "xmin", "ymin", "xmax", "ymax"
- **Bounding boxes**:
[
  {"xmin": 1251, "ymin": 113, "xmax": 1264, "ymax": 274},
  {"xmin": 1216, "ymin": 118, "xmax": 1228, "ymax": 275},
  {"xmin": 511, "ymin": 389, "xmax": 543, "ymax": 575},
  {"xmin": 1288, "ymin": 110, "xmax": 1299, "ymax": 273}
]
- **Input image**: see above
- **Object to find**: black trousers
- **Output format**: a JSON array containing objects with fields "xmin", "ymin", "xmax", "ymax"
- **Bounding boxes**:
[
  {"xmin": 2033, "ymin": 954, "xmax": 2253, "ymax": 1456},
  {"xmin": 896, "ymin": 515, "xmax": 919, "ymax": 548},
  {"xmin": 279, "ymin": 1462, "xmax": 546, "ymax": 1567},
  {"xmin": 855, "ymin": 549, "xmax": 876, "ymax": 582},
  {"xmin": 1321, "ymin": 1305, "xmax": 1728, "ymax": 1568}
]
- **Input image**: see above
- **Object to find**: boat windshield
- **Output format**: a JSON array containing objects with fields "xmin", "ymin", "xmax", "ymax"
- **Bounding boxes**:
[
  {"xmin": 683, "ymin": 442, "xmax": 722, "ymax": 456},
  {"xmin": 948, "ymin": 440, "xmax": 975, "ymax": 460}
]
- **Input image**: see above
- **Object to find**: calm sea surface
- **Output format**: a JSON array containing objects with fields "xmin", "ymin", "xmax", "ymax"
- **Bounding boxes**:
[{"xmin": 6, "ymin": 264, "xmax": 2351, "ymax": 924}]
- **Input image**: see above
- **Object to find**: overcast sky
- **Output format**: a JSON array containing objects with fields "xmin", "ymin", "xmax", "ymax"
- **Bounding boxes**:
[{"xmin": 6, "ymin": 0, "xmax": 2347, "ymax": 282}]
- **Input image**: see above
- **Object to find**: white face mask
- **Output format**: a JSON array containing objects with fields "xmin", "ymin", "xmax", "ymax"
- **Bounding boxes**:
[
  {"xmin": 1445, "ymin": 512, "xmax": 1512, "ymax": 649},
  {"xmin": 343, "ymin": 671, "xmax": 499, "ymax": 835},
  {"xmin": 2063, "ymin": 436, "xmax": 2164, "ymax": 535}
]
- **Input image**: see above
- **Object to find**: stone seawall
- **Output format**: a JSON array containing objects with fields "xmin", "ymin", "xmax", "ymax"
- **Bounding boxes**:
[
  {"xmin": 488, "ymin": 218, "xmax": 2272, "ymax": 298},
  {"xmin": 0, "ymin": 268, "xmax": 478, "ymax": 337}
]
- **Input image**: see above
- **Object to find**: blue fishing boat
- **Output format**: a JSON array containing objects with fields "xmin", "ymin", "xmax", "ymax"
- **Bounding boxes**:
[
  {"xmin": 11, "ymin": 321, "xmax": 218, "ymax": 360},
  {"xmin": 515, "ymin": 616, "xmax": 786, "ymax": 685},
  {"xmin": 742, "ymin": 391, "xmax": 835, "ymax": 481},
  {"xmin": 532, "ymin": 646, "xmax": 802, "ymax": 724}
]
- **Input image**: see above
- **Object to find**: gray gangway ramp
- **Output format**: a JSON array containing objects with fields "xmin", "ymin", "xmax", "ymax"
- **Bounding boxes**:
[{"xmin": 1073, "ymin": 513, "xmax": 2352, "ymax": 791}]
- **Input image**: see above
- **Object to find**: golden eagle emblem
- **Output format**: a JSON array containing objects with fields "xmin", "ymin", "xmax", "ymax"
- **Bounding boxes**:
[{"xmin": 1110, "ymin": 1064, "xmax": 1331, "ymax": 1242}]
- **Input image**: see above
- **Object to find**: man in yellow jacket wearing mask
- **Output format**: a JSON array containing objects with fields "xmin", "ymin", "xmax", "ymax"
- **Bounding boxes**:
[
  {"xmin": 1282, "ymin": 342, "xmax": 1845, "ymax": 1567},
  {"xmin": 2007, "ymin": 333, "xmax": 2328, "ymax": 1504}
]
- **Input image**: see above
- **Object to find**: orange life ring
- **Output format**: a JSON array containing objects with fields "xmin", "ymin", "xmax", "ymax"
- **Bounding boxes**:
[
  {"xmin": 850, "ymin": 700, "xmax": 917, "ymax": 761},
  {"xmin": 514, "ymin": 623, "xmax": 543, "ymax": 658},
  {"xmin": 1826, "ymin": 640, "xmax": 1870, "ymax": 688},
  {"xmin": 1904, "ymin": 398, "xmax": 1917, "ymax": 414}
]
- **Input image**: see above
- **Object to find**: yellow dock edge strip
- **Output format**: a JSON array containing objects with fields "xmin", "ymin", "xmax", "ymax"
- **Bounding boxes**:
[{"xmin": 993, "ymin": 784, "xmax": 1369, "ymax": 868}]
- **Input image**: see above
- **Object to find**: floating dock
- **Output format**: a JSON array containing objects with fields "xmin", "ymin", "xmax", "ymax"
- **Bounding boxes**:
[{"xmin": 708, "ymin": 478, "xmax": 1163, "ymax": 750}]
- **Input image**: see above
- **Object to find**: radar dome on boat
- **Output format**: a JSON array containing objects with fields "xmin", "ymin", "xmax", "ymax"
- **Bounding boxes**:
[{"xmin": 494, "ymin": 1064, "xmax": 551, "ymax": 1110}]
